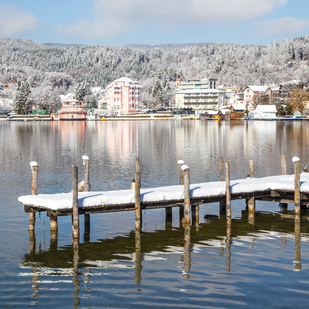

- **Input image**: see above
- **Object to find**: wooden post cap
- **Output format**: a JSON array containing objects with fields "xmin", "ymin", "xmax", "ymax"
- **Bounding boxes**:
[
  {"xmin": 181, "ymin": 164, "xmax": 189, "ymax": 171},
  {"xmin": 82, "ymin": 155, "xmax": 89, "ymax": 164},
  {"xmin": 30, "ymin": 161, "xmax": 38, "ymax": 169},
  {"xmin": 292, "ymin": 157, "xmax": 300, "ymax": 163}
]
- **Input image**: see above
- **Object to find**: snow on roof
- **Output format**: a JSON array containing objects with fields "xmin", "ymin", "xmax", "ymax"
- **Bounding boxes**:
[
  {"xmin": 232, "ymin": 103, "xmax": 246, "ymax": 111},
  {"xmin": 255, "ymin": 105, "xmax": 277, "ymax": 113},
  {"xmin": 206, "ymin": 110, "xmax": 220, "ymax": 115},
  {"xmin": 177, "ymin": 89, "xmax": 224, "ymax": 94},
  {"xmin": 18, "ymin": 174, "xmax": 309, "ymax": 211},
  {"xmin": 246, "ymin": 85, "xmax": 270, "ymax": 92},
  {"xmin": 108, "ymin": 77, "xmax": 143, "ymax": 89}
]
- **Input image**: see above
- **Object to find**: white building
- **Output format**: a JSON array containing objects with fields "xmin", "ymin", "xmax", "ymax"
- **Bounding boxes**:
[
  {"xmin": 243, "ymin": 86, "xmax": 272, "ymax": 110},
  {"xmin": 249, "ymin": 105, "xmax": 277, "ymax": 119},
  {"xmin": 175, "ymin": 78, "xmax": 225, "ymax": 113}
]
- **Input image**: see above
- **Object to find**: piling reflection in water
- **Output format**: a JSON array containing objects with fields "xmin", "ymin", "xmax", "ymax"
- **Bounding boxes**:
[
  {"xmin": 21, "ymin": 207, "xmax": 309, "ymax": 306},
  {"xmin": 294, "ymin": 215, "xmax": 301, "ymax": 271},
  {"xmin": 183, "ymin": 225, "xmax": 191, "ymax": 279},
  {"xmin": 135, "ymin": 229, "xmax": 142, "ymax": 285},
  {"xmin": 73, "ymin": 239, "xmax": 80, "ymax": 309}
]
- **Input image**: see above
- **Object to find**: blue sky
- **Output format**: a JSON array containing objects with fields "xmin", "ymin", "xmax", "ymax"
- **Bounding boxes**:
[{"xmin": 0, "ymin": 0, "xmax": 309, "ymax": 46}]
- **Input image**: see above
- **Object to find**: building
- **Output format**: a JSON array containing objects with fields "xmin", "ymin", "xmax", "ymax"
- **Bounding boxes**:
[
  {"xmin": 106, "ymin": 77, "xmax": 143, "ymax": 115},
  {"xmin": 249, "ymin": 105, "xmax": 277, "ymax": 119},
  {"xmin": 230, "ymin": 103, "xmax": 246, "ymax": 119},
  {"xmin": 52, "ymin": 100, "xmax": 87, "ymax": 121},
  {"xmin": 175, "ymin": 78, "xmax": 225, "ymax": 113},
  {"xmin": 243, "ymin": 86, "xmax": 272, "ymax": 110}
]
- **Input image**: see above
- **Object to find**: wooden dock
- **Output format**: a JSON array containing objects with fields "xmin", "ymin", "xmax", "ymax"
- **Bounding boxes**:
[{"xmin": 19, "ymin": 155, "xmax": 309, "ymax": 240}]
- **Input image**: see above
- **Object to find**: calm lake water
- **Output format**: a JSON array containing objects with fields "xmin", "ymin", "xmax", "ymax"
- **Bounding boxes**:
[{"xmin": 1, "ymin": 119, "xmax": 309, "ymax": 308}]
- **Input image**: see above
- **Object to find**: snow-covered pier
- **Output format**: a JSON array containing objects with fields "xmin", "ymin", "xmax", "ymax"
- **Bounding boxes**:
[{"xmin": 18, "ymin": 156, "xmax": 309, "ymax": 239}]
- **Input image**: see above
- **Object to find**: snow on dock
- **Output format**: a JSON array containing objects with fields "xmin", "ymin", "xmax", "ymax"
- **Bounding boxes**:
[{"xmin": 18, "ymin": 174, "xmax": 309, "ymax": 211}]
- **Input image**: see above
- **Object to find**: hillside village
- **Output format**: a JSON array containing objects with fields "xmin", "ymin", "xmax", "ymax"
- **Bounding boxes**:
[
  {"xmin": 1, "ymin": 75, "xmax": 308, "ymax": 120},
  {"xmin": 1, "ymin": 37, "xmax": 309, "ymax": 119}
]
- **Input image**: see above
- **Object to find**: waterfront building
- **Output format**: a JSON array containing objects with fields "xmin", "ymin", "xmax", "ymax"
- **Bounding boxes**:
[
  {"xmin": 106, "ymin": 77, "xmax": 143, "ymax": 115},
  {"xmin": 174, "ymin": 78, "xmax": 225, "ymax": 114},
  {"xmin": 249, "ymin": 104, "xmax": 277, "ymax": 119},
  {"xmin": 52, "ymin": 100, "xmax": 87, "ymax": 120},
  {"xmin": 242, "ymin": 86, "xmax": 272, "ymax": 110}
]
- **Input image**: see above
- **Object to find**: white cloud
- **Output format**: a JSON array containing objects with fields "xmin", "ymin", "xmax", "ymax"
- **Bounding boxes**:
[
  {"xmin": 0, "ymin": 5, "xmax": 39, "ymax": 36},
  {"xmin": 59, "ymin": 0, "xmax": 289, "ymax": 39},
  {"xmin": 256, "ymin": 17, "xmax": 309, "ymax": 37}
]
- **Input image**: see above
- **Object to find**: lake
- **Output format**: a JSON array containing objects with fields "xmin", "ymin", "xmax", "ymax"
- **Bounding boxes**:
[{"xmin": 1, "ymin": 119, "xmax": 309, "ymax": 308}]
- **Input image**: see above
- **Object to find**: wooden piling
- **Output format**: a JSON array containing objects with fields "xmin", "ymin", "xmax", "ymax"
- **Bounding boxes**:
[
  {"xmin": 165, "ymin": 207, "xmax": 172, "ymax": 223},
  {"xmin": 247, "ymin": 159, "xmax": 255, "ymax": 223},
  {"xmin": 281, "ymin": 154, "xmax": 287, "ymax": 175},
  {"xmin": 50, "ymin": 213, "xmax": 58, "ymax": 232},
  {"xmin": 225, "ymin": 162, "xmax": 231, "ymax": 218},
  {"xmin": 293, "ymin": 157, "xmax": 301, "ymax": 215},
  {"xmin": 84, "ymin": 214, "xmax": 90, "ymax": 242},
  {"xmin": 219, "ymin": 157, "xmax": 226, "ymax": 216},
  {"xmin": 83, "ymin": 155, "xmax": 90, "ymax": 239},
  {"xmin": 178, "ymin": 159, "xmax": 185, "ymax": 221},
  {"xmin": 29, "ymin": 162, "xmax": 38, "ymax": 231},
  {"xmin": 219, "ymin": 157, "xmax": 224, "ymax": 181},
  {"xmin": 183, "ymin": 165, "xmax": 190, "ymax": 225},
  {"xmin": 72, "ymin": 165, "xmax": 79, "ymax": 239},
  {"xmin": 135, "ymin": 158, "xmax": 141, "ymax": 230},
  {"xmin": 192, "ymin": 205, "xmax": 199, "ymax": 230}
]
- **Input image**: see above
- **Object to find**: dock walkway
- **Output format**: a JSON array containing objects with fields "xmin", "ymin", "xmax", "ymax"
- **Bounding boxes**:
[
  {"xmin": 18, "ymin": 156, "xmax": 309, "ymax": 238},
  {"xmin": 19, "ymin": 174, "xmax": 309, "ymax": 215}
]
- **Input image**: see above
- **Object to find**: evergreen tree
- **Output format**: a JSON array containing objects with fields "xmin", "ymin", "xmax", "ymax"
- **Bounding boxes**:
[
  {"xmin": 14, "ymin": 79, "xmax": 31, "ymax": 114},
  {"xmin": 75, "ymin": 81, "xmax": 91, "ymax": 102}
]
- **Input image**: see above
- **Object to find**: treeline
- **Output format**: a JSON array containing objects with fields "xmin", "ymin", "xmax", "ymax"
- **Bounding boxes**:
[{"xmin": 1, "ymin": 36, "xmax": 309, "ymax": 108}]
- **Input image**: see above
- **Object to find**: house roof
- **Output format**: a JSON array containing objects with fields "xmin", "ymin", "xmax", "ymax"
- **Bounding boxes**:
[
  {"xmin": 108, "ymin": 77, "xmax": 143, "ymax": 89},
  {"xmin": 245, "ymin": 85, "xmax": 270, "ymax": 92},
  {"xmin": 232, "ymin": 103, "xmax": 246, "ymax": 111}
]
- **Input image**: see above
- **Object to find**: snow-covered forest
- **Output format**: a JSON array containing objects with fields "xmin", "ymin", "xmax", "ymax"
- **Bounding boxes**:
[{"xmin": 1, "ymin": 36, "xmax": 309, "ymax": 109}]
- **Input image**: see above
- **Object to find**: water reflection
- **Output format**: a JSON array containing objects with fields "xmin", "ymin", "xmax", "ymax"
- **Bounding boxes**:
[
  {"xmin": 20, "ymin": 207, "xmax": 309, "ymax": 307},
  {"xmin": 6, "ymin": 120, "xmax": 309, "ymax": 307}
]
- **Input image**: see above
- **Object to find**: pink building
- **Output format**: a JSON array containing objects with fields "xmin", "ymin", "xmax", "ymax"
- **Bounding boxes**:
[
  {"xmin": 51, "ymin": 100, "xmax": 87, "ymax": 121},
  {"xmin": 106, "ymin": 77, "xmax": 143, "ymax": 115}
]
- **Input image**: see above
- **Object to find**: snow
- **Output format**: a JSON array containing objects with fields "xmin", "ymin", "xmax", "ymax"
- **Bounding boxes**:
[
  {"xmin": 18, "ymin": 174, "xmax": 309, "ymax": 211},
  {"xmin": 82, "ymin": 155, "xmax": 89, "ymax": 164},
  {"xmin": 30, "ymin": 161, "xmax": 38, "ymax": 170},
  {"xmin": 181, "ymin": 165, "xmax": 189, "ymax": 171},
  {"xmin": 292, "ymin": 156, "xmax": 300, "ymax": 163}
]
